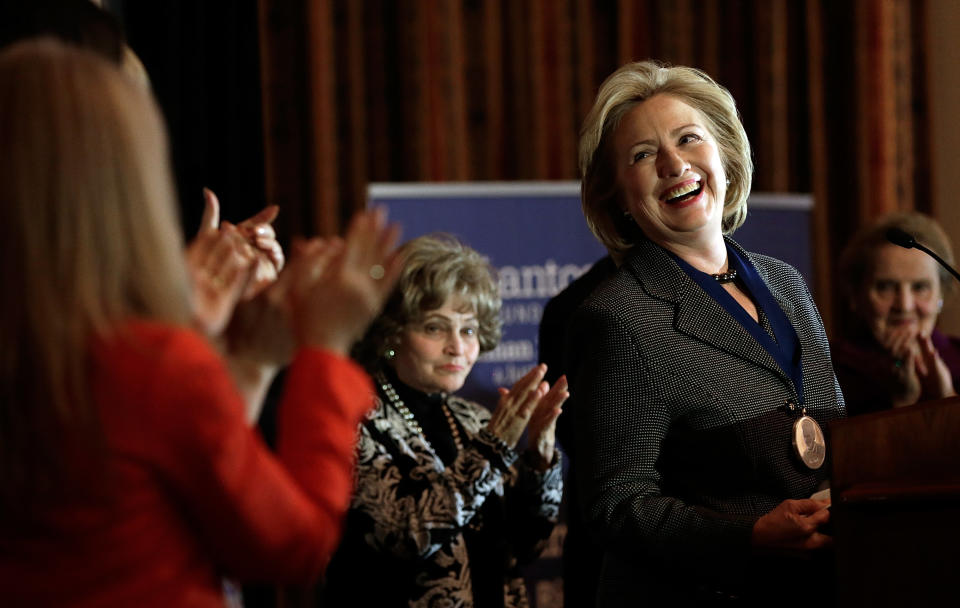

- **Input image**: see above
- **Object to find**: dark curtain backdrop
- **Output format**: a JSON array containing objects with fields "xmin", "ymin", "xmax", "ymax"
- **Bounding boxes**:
[
  {"xmin": 257, "ymin": 0, "xmax": 931, "ymax": 334},
  {"xmin": 118, "ymin": 1, "xmax": 267, "ymax": 235},
  {"xmin": 116, "ymin": 0, "xmax": 931, "ymax": 336}
]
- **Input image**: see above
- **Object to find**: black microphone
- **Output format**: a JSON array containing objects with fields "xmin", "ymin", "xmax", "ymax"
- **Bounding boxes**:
[{"xmin": 886, "ymin": 227, "xmax": 960, "ymax": 285}]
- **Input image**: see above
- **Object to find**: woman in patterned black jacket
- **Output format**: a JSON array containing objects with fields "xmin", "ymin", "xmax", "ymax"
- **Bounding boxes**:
[
  {"xmin": 322, "ymin": 235, "xmax": 567, "ymax": 608},
  {"xmin": 572, "ymin": 61, "xmax": 846, "ymax": 606}
]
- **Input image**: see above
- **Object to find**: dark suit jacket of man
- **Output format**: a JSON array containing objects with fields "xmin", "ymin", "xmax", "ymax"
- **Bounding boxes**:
[
  {"xmin": 538, "ymin": 256, "xmax": 616, "ymax": 608},
  {"xmin": 571, "ymin": 236, "xmax": 845, "ymax": 604}
]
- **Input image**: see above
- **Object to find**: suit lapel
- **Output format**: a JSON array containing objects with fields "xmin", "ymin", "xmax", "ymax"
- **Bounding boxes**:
[
  {"xmin": 738, "ymin": 245, "xmax": 808, "ymax": 389},
  {"xmin": 730, "ymin": 239, "xmax": 798, "ymax": 325},
  {"xmin": 625, "ymin": 238, "xmax": 793, "ymax": 386}
]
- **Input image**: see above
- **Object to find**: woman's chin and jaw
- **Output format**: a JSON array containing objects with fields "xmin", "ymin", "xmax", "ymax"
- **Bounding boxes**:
[
  {"xmin": 392, "ymin": 344, "xmax": 477, "ymax": 395},
  {"xmin": 426, "ymin": 368, "xmax": 472, "ymax": 394},
  {"xmin": 393, "ymin": 362, "xmax": 473, "ymax": 396},
  {"xmin": 871, "ymin": 318, "xmax": 933, "ymax": 344},
  {"xmin": 628, "ymin": 188, "xmax": 725, "ymax": 251}
]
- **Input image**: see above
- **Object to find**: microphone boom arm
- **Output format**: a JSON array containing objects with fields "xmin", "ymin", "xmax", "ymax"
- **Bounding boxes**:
[{"xmin": 913, "ymin": 242, "xmax": 960, "ymax": 285}]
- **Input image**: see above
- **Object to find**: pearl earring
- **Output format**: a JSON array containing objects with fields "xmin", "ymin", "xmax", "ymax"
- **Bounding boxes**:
[{"xmin": 384, "ymin": 348, "xmax": 396, "ymax": 360}]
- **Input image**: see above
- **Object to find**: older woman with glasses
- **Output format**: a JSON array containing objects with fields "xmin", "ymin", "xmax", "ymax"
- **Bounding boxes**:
[{"xmin": 322, "ymin": 234, "xmax": 567, "ymax": 608}]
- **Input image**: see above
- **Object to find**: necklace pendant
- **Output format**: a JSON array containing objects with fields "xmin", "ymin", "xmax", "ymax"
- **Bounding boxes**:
[{"xmin": 784, "ymin": 399, "xmax": 827, "ymax": 470}]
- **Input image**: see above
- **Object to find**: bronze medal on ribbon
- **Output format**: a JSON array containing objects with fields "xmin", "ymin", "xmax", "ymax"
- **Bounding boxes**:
[{"xmin": 791, "ymin": 414, "xmax": 826, "ymax": 470}]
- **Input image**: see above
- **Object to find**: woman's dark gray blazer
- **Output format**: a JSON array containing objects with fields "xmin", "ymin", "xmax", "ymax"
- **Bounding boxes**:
[{"xmin": 570, "ymin": 236, "xmax": 845, "ymax": 603}]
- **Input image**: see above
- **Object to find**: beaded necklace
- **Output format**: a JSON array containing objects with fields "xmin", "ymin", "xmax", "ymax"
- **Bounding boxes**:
[
  {"xmin": 375, "ymin": 372, "xmax": 463, "ymax": 452},
  {"xmin": 710, "ymin": 268, "xmax": 738, "ymax": 283}
]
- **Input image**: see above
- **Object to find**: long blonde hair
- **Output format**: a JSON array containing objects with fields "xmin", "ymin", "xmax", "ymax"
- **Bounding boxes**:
[{"xmin": 0, "ymin": 40, "xmax": 191, "ymax": 508}]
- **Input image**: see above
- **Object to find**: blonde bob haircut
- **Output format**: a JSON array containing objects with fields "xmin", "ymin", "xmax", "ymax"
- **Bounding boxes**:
[
  {"xmin": 0, "ymin": 40, "xmax": 190, "ymax": 506},
  {"xmin": 579, "ymin": 60, "xmax": 754, "ymax": 260},
  {"xmin": 356, "ymin": 234, "xmax": 502, "ymax": 373},
  {"xmin": 839, "ymin": 212, "xmax": 956, "ymax": 301}
]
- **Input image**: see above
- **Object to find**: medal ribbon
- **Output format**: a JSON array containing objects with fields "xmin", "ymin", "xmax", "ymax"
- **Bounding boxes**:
[{"xmin": 672, "ymin": 244, "xmax": 804, "ymax": 403}]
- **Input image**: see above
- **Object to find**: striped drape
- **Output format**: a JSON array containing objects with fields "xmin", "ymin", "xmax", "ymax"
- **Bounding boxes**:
[{"xmin": 257, "ymin": 0, "xmax": 930, "ymax": 332}]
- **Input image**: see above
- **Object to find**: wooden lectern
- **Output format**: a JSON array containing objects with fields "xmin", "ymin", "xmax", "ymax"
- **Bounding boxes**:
[{"xmin": 830, "ymin": 397, "xmax": 960, "ymax": 604}]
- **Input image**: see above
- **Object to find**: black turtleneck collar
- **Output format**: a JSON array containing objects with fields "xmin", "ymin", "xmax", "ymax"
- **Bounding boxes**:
[{"xmin": 380, "ymin": 366, "xmax": 461, "ymax": 466}]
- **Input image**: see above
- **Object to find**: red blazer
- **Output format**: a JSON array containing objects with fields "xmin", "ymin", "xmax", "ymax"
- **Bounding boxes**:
[{"xmin": 0, "ymin": 321, "xmax": 372, "ymax": 607}]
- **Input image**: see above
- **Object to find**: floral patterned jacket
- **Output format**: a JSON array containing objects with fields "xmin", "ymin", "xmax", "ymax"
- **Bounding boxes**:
[{"xmin": 322, "ymin": 390, "xmax": 563, "ymax": 608}]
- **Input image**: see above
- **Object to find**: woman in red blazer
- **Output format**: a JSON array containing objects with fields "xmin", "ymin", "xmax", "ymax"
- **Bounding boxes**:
[{"xmin": 0, "ymin": 39, "xmax": 401, "ymax": 607}]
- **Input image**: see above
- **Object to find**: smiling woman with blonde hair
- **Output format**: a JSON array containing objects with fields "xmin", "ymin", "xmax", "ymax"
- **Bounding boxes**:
[
  {"xmin": 0, "ymin": 39, "xmax": 403, "ymax": 606},
  {"xmin": 570, "ymin": 60, "xmax": 845, "ymax": 605}
]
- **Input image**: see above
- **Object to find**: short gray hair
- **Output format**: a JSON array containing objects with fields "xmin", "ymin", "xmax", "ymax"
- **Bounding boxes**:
[
  {"xmin": 839, "ymin": 212, "xmax": 956, "ymax": 299},
  {"xmin": 355, "ymin": 234, "xmax": 502, "ymax": 372}
]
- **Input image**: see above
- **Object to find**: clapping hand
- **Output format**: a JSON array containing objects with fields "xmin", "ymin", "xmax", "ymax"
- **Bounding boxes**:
[
  {"xmin": 914, "ymin": 333, "xmax": 956, "ymax": 402},
  {"xmin": 525, "ymin": 375, "xmax": 567, "ymax": 469},
  {"xmin": 287, "ymin": 207, "xmax": 402, "ymax": 355},
  {"xmin": 881, "ymin": 326, "xmax": 955, "ymax": 406},
  {"xmin": 185, "ymin": 192, "xmax": 257, "ymax": 336},
  {"xmin": 228, "ymin": 188, "xmax": 285, "ymax": 300},
  {"xmin": 487, "ymin": 365, "xmax": 569, "ymax": 465}
]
